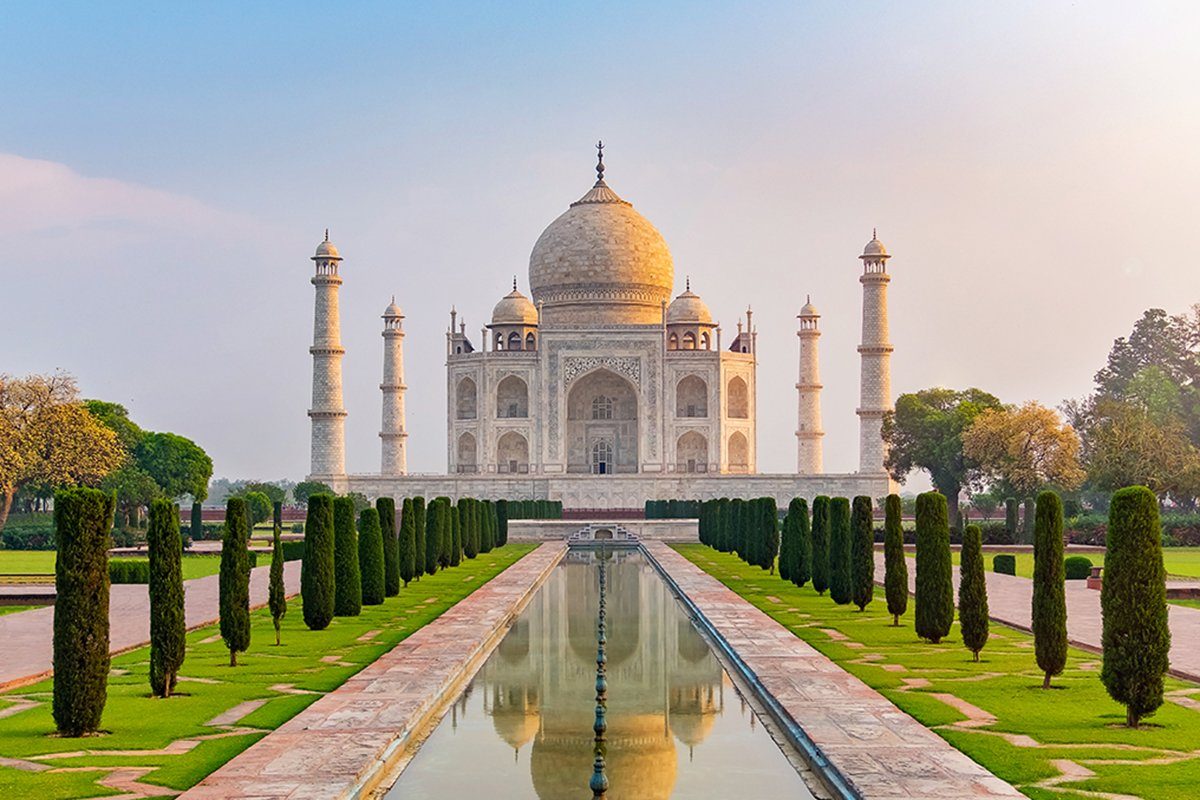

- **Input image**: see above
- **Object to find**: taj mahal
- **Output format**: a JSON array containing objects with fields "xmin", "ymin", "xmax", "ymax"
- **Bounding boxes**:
[{"xmin": 307, "ymin": 144, "xmax": 896, "ymax": 507}]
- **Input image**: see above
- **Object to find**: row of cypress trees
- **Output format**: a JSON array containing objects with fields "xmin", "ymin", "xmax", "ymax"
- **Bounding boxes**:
[
  {"xmin": 697, "ymin": 497, "xmax": 779, "ymax": 572},
  {"xmin": 301, "ymin": 494, "xmax": 507, "ymax": 630}
]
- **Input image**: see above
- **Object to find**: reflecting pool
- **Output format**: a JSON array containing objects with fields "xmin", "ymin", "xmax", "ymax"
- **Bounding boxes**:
[{"xmin": 387, "ymin": 549, "xmax": 814, "ymax": 799}]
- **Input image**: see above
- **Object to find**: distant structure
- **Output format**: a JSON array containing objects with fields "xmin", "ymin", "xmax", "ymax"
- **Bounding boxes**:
[
  {"xmin": 380, "ymin": 297, "xmax": 407, "ymax": 475},
  {"xmin": 308, "ymin": 231, "xmax": 347, "ymax": 477},
  {"xmin": 856, "ymin": 231, "xmax": 894, "ymax": 475},
  {"xmin": 795, "ymin": 297, "xmax": 823, "ymax": 474},
  {"xmin": 305, "ymin": 144, "xmax": 897, "ymax": 506}
]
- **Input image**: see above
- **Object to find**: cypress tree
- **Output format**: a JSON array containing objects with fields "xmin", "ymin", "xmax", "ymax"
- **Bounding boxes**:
[
  {"xmin": 914, "ymin": 492, "xmax": 954, "ymax": 644},
  {"xmin": 398, "ymin": 497, "xmax": 418, "ymax": 586},
  {"xmin": 811, "ymin": 496, "xmax": 831, "ymax": 595},
  {"xmin": 760, "ymin": 498, "xmax": 779, "ymax": 572},
  {"xmin": 450, "ymin": 502, "xmax": 463, "ymax": 566},
  {"xmin": 190, "ymin": 501, "xmax": 203, "ymax": 543},
  {"xmin": 716, "ymin": 498, "xmax": 730, "ymax": 552},
  {"xmin": 883, "ymin": 494, "xmax": 908, "ymax": 626},
  {"xmin": 473, "ymin": 499, "xmax": 484, "ymax": 556},
  {"xmin": 959, "ymin": 523, "xmax": 989, "ymax": 661},
  {"xmin": 413, "ymin": 497, "xmax": 427, "ymax": 577},
  {"xmin": 1005, "ymin": 497, "xmax": 1019, "ymax": 542},
  {"xmin": 1033, "ymin": 491, "xmax": 1067, "ymax": 688},
  {"xmin": 273, "ymin": 500, "xmax": 283, "ymax": 530},
  {"xmin": 828, "ymin": 497, "xmax": 852, "ymax": 604},
  {"xmin": 220, "ymin": 497, "xmax": 252, "ymax": 666},
  {"xmin": 332, "ymin": 496, "xmax": 362, "ymax": 616},
  {"xmin": 1102, "ymin": 486, "xmax": 1171, "ymax": 727},
  {"xmin": 850, "ymin": 496, "xmax": 875, "ymax": 611},
  {"xmin": 790, "ymin": 498, "xmax": 812, "ymax": 588},
  {"xmin": 778, "ymin": 503, "xmax": 793, "ymax": 581},
  {"xmin": 53, "ymin": 488, "xmax": 114, "ymax": 736},
  {"xmin": 1023, "ymin": 497, "xmax": 1036, "ymax": 544},
  {"xmin": 424, "ymin": 498, "xmax": 443, "ymax": 575},
  {"xmin": 496, "ymin": 498, "xmax": 509, "ymax": 548},
  {"xmin": 301, "ymin": 494, "xmax": 335, "ymax": 630},
  {"xmin": 462, "ymin": 498, "xmax": 479, "ymax": 559},
  {"xmin": 481, "ymin": 500, "xmax": 496, "ymax": 554},
  {"xmin": 269, "ymin": 521, "xmax": 286, "ymax": 645},
  {"xmin": 377, "ymin": 496, "xmax": 399, "ymax": 597},
  {"xmin": 149, "ymin": 499, "xmax": 186, "ymax": 696},
  {"xmin": 358, "ymin": 507, "xmax": 385, "ymax": 606}
]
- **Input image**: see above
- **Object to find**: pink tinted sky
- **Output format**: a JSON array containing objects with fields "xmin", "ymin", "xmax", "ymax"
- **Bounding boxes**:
[{"xmin": 3, "ymin": 2, "xmax": 1199, "ymax": 486}]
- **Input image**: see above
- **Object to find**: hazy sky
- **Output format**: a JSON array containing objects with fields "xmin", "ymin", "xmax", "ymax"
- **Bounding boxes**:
[{"xmin": 4, "ymin": 2, "xmax": 1200, "ymax": 487}]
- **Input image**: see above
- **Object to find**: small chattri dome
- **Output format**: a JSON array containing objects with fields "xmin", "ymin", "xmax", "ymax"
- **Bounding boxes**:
[
  {"xmin": 492, "ymin": 283, "xmax": 539, "ymax": 326},
  {"xmin": 861, "ymin": 229, "xmax": 888, "ymax": 259},
  {"xmin": 799, "ymin": 295, "xmax": 819, "ymax": 317},
  {"xmin": 383, "ymin": 296, "xmax": 403, "ymax": 318},
  {"xmin": 314, "ymin": 229, "xmax": 341, "ymax": 260},
  {"xmin": 666, "ymin": 283, "xmax": 713, "ymax": 325}
]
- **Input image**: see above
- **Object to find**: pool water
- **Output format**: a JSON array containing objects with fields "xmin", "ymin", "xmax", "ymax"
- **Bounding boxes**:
[{"xmin": 386, "ymin": 549, "xmax": 814, "ymax": 799}]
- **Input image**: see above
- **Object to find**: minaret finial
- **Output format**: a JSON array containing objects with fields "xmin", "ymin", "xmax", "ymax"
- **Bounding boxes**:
[
  {"xmin": 513, "ymin": 275, "xmax": 518, "ymax": 292},
  {"xmin": 324, "ymin": 228, "xmax": 329, "ymax": 242},
  {"xmin": 806, "ymin": 293, "xmax": 811, "ymax": 303},
  {"xmin": 686, "ymin": 275, "xmax": 690, "ymax": 292},
  {"xmin": 595, "ymin": 140, "xmax": 605, "ymax": 185},
  {"xmin": 872, "ymin": 227, "xmax": 877, "ymax": 240}
]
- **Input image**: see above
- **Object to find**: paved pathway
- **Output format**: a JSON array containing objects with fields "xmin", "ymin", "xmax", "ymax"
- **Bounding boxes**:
[
  {"xmin": 0, "ymin": 561, "xmax": 302, "ymax": 690},
  {"xmin": 875, "ymin": 552, "xmax": 1200, "ymax": 682},
  {"xmin": 646, "ymin": 542, "xmax": 1022, "ymax": 799},
  {"xmin": 181, "ymin": 542, "xmax": 565, "ymax": 800}
]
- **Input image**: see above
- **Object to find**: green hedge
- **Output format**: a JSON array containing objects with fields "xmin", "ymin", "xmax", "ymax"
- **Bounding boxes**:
[
  {"xmin": 1064, "ymin": 555, "xmax": 1094, "ymax": 580},
  {"xmin": 109, "ymin": 552, "xmax": 260, "ymax": 584},
  {"xmin": 993, "ymin": 554, "xmax": 1016, "ymax": 575},
  {"xmin": 503, "ymin": 500, "xmax": 562, "ymax": 520},
  {"xmin": 645, "ymin": 499, "xmax": 702, "ymax": 519}
]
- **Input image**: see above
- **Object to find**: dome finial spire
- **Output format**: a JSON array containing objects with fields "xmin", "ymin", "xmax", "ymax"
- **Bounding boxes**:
[
  {"xmin": 686, "ymin": 275, "xmax": 690, "ymax": 292},
  {"xmin": 872, "ymin": 227, "xmax": 877, "ymax": 240},
  {"xmin": 324, "ymin": 228, "xmax": 329, "ymax": 242},
  {"xmin": 513, "ymin": 275, "xmax": 518, "ymax": 292},
  {"xmin": 595, "ymin": 140, "xmax": 605, "ymax": 185}
]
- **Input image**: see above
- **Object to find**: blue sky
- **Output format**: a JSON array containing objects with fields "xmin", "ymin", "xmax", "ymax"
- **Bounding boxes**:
[{"xmin": 4, "ymin": 2, "xmax": 1200, "ymax": 484}]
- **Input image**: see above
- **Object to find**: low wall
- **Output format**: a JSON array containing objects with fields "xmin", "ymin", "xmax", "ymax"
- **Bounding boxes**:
[
  {"xmin": 330, "ymin": 472, "xmax": 894, "ymax": 509},
  {"xmin": 508, "ymin": 518, "xmax": 698, "ymax": 542}
]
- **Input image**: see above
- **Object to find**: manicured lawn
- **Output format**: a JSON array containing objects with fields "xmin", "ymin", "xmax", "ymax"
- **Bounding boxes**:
[
  {"xmin": 675, "ymin": 544, "xmax": 1200, "ymax": 800},
  {"xmin": 945, "ymin": 547, "xmax": 1200, "ymax": 581},
  {"xmin": 0, "ymin": 605, "xmax": 42, "ymax": 616},
  {"xmin": 1169, "ymin": 598, "xmax": 1200, "ymax": 610},
  {"xmin": 0, "ymin": 543, "xmax": 535, "ymax": 799},
  {"xmin": 1, "ymin": 552, "xmax": 231, "ymax": 581}
]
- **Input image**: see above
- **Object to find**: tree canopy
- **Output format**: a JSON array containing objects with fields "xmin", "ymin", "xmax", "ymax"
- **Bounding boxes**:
[
  {"xmin": 962, "ymin": 402, "xmax": 1085, "ymax": 496},
  {"xmin": 134, "ymin": 432, "xmax": 212, "ymax": 502}
]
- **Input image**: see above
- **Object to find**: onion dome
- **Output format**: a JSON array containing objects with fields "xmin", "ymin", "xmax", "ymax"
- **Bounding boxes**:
[
  {"xmin": 492, "ymin": 280, "xmax": 539, "ymax": 326},
  {"xmin": 860, "ymin": 228, "xmax": 888, "ymax": 259},
  {"xmin": 666, "ymin": 280, "xmax": 713, "ymax": 325},
  {"xmin": 528, "ymin": 143, "xmax": 673, "ymax": 326},
  {"xmin": 314, "ymin": 228, "xmax": 341, "ymax": 260}
]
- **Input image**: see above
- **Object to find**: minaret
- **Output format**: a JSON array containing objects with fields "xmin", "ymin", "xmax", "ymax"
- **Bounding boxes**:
[
  {"xmin": 308, "ymin": 230, "xmax": 347, "ymax": 478},
  {"xmin": 857, "ymin": 230, "xmax": 894, "ymax": 474},
  {"xmin": 796, "ymin": 296, "xmax": 824, "ymax": 474},
  {"xmin": 380, "ymin": 297, "xmax": 407, "ymax": 475}
]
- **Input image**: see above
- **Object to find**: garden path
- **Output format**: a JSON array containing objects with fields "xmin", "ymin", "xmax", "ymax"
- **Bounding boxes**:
[
  {"xmin": 877, "ymin": 553, "xmax": 1200, "ymax": 682},
  {"xmin": 0, "ymin": 561, "xmax": 302, "ymax": 690}
]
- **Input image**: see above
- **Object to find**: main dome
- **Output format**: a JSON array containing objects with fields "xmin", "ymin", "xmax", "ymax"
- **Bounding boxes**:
[{"xmin": 529, "ymin": 154, "xmax": 674, "ymax": 326}]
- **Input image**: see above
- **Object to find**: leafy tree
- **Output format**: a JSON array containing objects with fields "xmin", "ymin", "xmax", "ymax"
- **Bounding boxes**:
[
  {"xmin": 914, "ymin": 492, "xmax": 953, "ymax": 644},
  {"xmin": 962, "ymin": 402, "xmax": 1085, "ymax": 496},
  {"xmin": 968, "ymin": 490, "xmax": 999, "ymax": 521},
  {"xmin": 882, "ymin": 387, "xmax": 1003, "ymax": 528},
  {"xmin": 346, "ymin": 492, "xmax": 371, "ymax": 514},
  {"xmin": 828, "ymin": 497, "xmax": 852, "ymax": 605},
  {"xmin": 134, "ymin": 431, "xmax": 213, "ymax": 501},
  {"xmin": 959, "ymin": 523, "xmax": 989, "ymax": 661},
  {"xmin": 358, "ymin": 507, "xmax": 385, "ymax": 605},
  {"xmin": 239, "ymin": 490, "xmax": 272, "ymax": 527},
  {"xmin": 1, "ymin": 372, "xmax": 124, "ymax": 534},
  {"xmin": 377, "ymin": 496, "xmax": 399, "ymax": 596},
  {"xmin": 1101, "ymin": 486, "xmax": 1171, "ymax": 727},
  {"xmin": 883, "ymin": 494, "xmax": 907, "ymax": 625},
  {"xmin": 293, "ymin": 480, "xmax": 334, "ymax": 506},
  {"xmin": 239, "ymin": 481, "xmax": 287, "ymax": 505},
  {"xmin": 851, "ymin": 496, "xmax": 875, "ymax": 611},
  {"xmin": 332, "ymin": 496, "xmax": 361, "ymax": 616},
  {"xmin": 1096, "ymin": 307, "xmax": 1200, "ymax": 411},
  {"xmin": 811, "ymin": 496, "xmax": 830, "ymax": 595},
  {"xmin": 52, "ymin": 487, "xmax": 114, "ymax": 736},
  {"xmin": 269, "ymin": 521, "xmax": 286, "ymax": 644},
  {"xmin": 84, "ymin": 400, "xmax": 146, "ymax": 451},
  {"xmin": 413, "ymin": 497, "xmax": 427, "ymax": 576},
  {"xmin": 1033, "ymin": 491, "xmax": 1067, "ymax": 688},
  {"xmin": 148, "ymin": 499, "xmax": 185, "ymax": 696},
  {"xmin": 398, "ymin": 497, "xmax": 418, "ymax": 586},
  {"xmin": 220, "ymin": 497, "xmax": 252, "ymax": 666},
  {"xmin": 301, "ymin": 494, "xmax": 335, "ymax": 630},
  {"xmin": 101, "ymin": 464, "xmax": 162, "ymax": 530}
]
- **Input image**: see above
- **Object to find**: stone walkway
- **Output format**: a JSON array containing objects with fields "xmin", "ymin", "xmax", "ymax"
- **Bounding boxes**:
[
  {"xmin": 644, "ymin": 542, "xmax": 1022, "ymax": 799},
  {"xmin": 180, "ymin": 541, "xmax": 565, "ymax": 800},
  {"xmin": 875, "ymin": 553, "xmax": 1200, "ymax": 682},
  {"xmin": 0, "ymin": 561, "xmax": 302, "ymax": 689}
]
